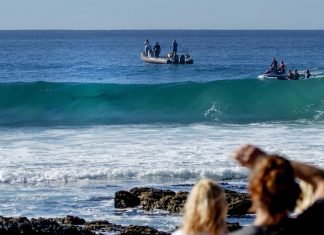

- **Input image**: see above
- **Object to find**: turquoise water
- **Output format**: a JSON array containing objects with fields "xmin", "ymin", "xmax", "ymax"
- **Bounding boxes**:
[
  {"xmin": 0, "ymin": 30, "xmax": 324, "ymax": 232},
  {"xmin": 1, "ymin": 79, "xmax": 324, "ymax": 126}
]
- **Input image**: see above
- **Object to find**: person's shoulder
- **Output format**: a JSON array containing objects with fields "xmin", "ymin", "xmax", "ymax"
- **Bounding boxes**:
[
  {"xmin": 171, "ymin": 230, "xmax": 184, "ymax": 235},
  {"xmin": 297, "ymin": 198, "xmax": 324, "ymax": 217},
  {"xmin": 171, "ymin": 230, "xmax": 212, "ymax": 235},
  {"xmin": 229, "ymin": 226, "xmax": 263, "ymax": 235},
  {"xmin": 283, "ymin": 199, "xmax": 324, "ymax": 233}
]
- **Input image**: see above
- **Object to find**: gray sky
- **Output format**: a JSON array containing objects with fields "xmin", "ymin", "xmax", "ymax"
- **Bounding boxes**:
[{"xmin": 1, "ymin": 0, "xmax": 323, "ymax": 30}]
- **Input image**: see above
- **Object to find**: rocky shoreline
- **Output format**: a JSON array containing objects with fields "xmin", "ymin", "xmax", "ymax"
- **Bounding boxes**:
[
  {"xmin": 115, "ymin": 187, "xmax": 251, "ymax": 216},
  {"xmin": 0, "ymin": 187, "xmax": 251, "ymax": 234}
]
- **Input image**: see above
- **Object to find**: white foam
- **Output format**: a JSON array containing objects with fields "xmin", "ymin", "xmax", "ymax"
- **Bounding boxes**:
[{"xmin": 0, "ymin": 124, "xmax": 323, "ymax": 185}]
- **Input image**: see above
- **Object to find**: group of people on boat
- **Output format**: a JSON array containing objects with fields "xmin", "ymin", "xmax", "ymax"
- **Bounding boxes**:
[
  {"xmin": 268, "ymin": 57, "xmax": 311, "ymax": 79},
  {"xmin": 172, "ymin": 144, "xmax": 324, "ymax": 235},
  {"xmin": 269, "ymin": 57, "xmax": 286, "ymax": 74},
  {"xmin": 144, "ymin": 39, "xmax": 178, "ymax": 58}
]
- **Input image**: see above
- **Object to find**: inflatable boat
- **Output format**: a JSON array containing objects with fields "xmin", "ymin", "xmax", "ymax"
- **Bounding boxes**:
[
  {"xmin": 258, "ymin": 69, "xmax": 308, "ymax": 80},
  {"xmin": 257, "ymin": 70, "xmax": 288, "ymax": 80},
  {"xmin": 140, "ymin": 52, "xmax": 193, "ymax": 64}
]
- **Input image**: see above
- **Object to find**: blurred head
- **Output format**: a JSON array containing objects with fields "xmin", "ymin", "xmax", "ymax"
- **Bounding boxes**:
[
  {"xmin": 181, "ymin": 178, "xmax": 228, "ymax": 235},
  {"xmin": 249, "ymin": 156, "xmax": 301, "ymax": 216}
]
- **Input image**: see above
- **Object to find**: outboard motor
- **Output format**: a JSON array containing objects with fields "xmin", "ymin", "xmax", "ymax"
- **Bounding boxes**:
[
  {"xmin": 173, "ymin": 54, "xmax": 179, "ymax": 64},
  {"xmin": 179, "ymin": 55, "xmax": 185, "ymax": 64}
]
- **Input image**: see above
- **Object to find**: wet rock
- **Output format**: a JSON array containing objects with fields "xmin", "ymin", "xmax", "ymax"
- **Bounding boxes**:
[
  {"xmin": 56, "ymin": 215, "xmax": 86, "ymax": 225},
  {"xmin": 119, "ymin": 225, "xmax": 170, "ymax": 235},
  {"xmin": 225, "ymin": 190, "xmax": 252, "ymax": 216},
  {"xmin": 116, "ymin": 187, "xmax": 251, "ymax": 216},
  {"xmin": 85, "ymin": 220, "xmax": 125, "ymax": 232},
  {"xmin": 130, "ymin": 187, "xmax": 183, "ymax": 212},
  {"xmin": 227, "ymin": 222, "xmax": 242, "ymax": 232},
  {"xmin": 150, "ymin": 192, "xmax": 188, "ymax": 213},
  {"xmin": 115, "ymin": 190, "xmax": 141, "ymax": 208},
  {"xmin": 0, "ymin": 216, "xmax": 95, "ymax": 234},
  {"xmin": 130, "ymin": 187, "xmax": 175, "ymax": 198},
  {"xmin": 0, "ymin": 215, "xmax": 172, "ymax": 235}
]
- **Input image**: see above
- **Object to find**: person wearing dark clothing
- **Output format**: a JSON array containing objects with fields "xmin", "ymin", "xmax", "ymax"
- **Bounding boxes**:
[
  {"xmin": 287, "ymin": 70, "xmax": 294, "ymax": 80},
  {"xmin": 293, "ymin": 69, "xmax": 300, "ymax": 80},
  {"xmin": 305, "ymin": 69, "xmax": 311, "ymax": 78},
  {"xmin": 279, "ymin": 60, "xmax": 286, "ymax": 73},
  {"xmin": 172, "ymin": 39, "xmax": 178, "ymax": 56},
  {"xmin": 144, "ymin": 39, "xmax": 151, "ymax": 57},
  {"xmin": 270, "ymin": 57, "xmax": 278, "ymax": 73},
  {"xmin": 153, "ymin": 42, "xmax": 161, "ymax": 58},
  {"xmin": 230, "ymin": 144, "xmax": 324, "ymax": 235}
]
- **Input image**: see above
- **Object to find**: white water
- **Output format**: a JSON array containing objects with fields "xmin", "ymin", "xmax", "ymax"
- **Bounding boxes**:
[{"xmin": 0, "ymin": 123, "xmax": 323, "ymax": 231}]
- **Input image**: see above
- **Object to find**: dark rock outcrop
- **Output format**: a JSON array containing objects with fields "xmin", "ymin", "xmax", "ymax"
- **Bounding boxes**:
[
  {"xmin": 56, "ymin": 215, "xmax": 86, "ymax": 225},
  {"xmin": 119, "ymin": 225, "xmax": 170, "ymax": 235},
  {"xmin": 115, "ymin": 190, "xmax": 141, "ymax": 208},
  {"xmin": 227, "ymin": 222, "xmax": 242, "ymax": 232},
  {"xmin": 0, "ymin": 216, "xmax": 94, "ymax": 235},
  {"xmin": 0, "ymin": 216, "xmax": 171, "ymax": 235},
  {"xmin": 115, "ymin": 187, "xmax": 251, "ymax": 216},
  {"xmin": 130, "ymin": 187, "xmax": 175, "ymax": 198},
  {"xmin": 224, "ymin": 189, "xmax": 252, "ymax": 216},
  {"xmin": 85, "ymin": 220, "xmax": 125, "ymax": 233}
]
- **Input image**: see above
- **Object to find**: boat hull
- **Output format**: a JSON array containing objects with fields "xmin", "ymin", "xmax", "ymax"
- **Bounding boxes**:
[
  {"xmin": 140, "ymin": 53, "xmax": 193, "ymax": 65},
  {"xmin": 140, "ymin": 54, "xmax": 172, "ymax": 64}
]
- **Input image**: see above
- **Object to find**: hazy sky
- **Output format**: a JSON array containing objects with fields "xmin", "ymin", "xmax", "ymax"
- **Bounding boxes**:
[{"xmin": 1, "ymin": 0, "xmax": 323, "ymax": 30}]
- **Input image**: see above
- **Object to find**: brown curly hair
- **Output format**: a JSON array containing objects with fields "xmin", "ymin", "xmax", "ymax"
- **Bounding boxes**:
[{"xmin": 249, "ymin": 155, "xmax": 301, "ymax": 215}]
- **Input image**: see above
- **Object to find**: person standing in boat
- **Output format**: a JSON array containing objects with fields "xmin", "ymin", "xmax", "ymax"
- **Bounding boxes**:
[
  {"xmin": 270, "ymin": 57, "xmax": 278, "ymax": 73},
  {"xmin": 153, "ymin": 42, "xmax": 161, "ymax": 58},
  {"xmin": 144, "ymin": 39, "xmax": 151, "ymax": 56},
  {"xmin": 172, "ymin": 39, "xmax": 178, "ymax": 56},
  {"xmin": 279, "ymin": 60, "xmax": 286, "ymax": 73}
]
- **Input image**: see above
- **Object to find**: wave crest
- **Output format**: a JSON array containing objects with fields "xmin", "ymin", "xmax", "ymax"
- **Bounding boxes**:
[{"xmin": 0, "ymin": 79, "xmax": 324, "ymax": 126}]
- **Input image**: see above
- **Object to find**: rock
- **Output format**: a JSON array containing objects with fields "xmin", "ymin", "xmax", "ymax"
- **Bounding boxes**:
[
  {"xmin": 225, "ymin": 190, "xmax": 252, "ymax": 216},
  {"xmin": 130, "ymin": 188, "xmax": 184, "ymax": 213},
  {"xmin": 153, "ymin": 192, "xmax": 188, "ymax": 213},
  {"xmin": 115, "ymin": 190, "xmax": 141, "ymax": 208},
  {"xmin": 119, "ymin": 225, "xmax": 170, "ymax": 235},
  {"xmin": 116, "ymin": 187, "xmax": 251, "ymax": 216},
  {"xmin": 227, "ymin": 222, "xmax": 242, "ymax": 232},
  {"xmin": 85, "ymin": 220, "xmax": 125, "ymax": 232},
  {"xmin": 0, "ymin": 216, "xmax": 170, "ymax": 235},
  {"xmin": 57, "ymin": 215, "xmax": 86, "ymax": 225},
  {"xmin": 130, "ymin": 187, "xmax": 175, "ymax": 198},
  {"xmin": 0, "ymin": 216, "xmax": 95, "ymax": 234}
]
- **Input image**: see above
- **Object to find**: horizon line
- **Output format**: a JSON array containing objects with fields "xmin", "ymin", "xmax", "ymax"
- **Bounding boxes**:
[{"xmin": 1, "ymin": 28, "xmax": 324, "ymax": 31}]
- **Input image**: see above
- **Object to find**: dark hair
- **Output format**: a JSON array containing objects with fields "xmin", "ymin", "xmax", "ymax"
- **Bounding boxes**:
[{"xmin": 249, "ymin": 155, "xmax": 301, "ymax": 215}]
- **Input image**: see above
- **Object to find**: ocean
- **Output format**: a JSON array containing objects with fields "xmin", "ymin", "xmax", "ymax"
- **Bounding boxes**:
[{"xmin": 0, "ymin": 30, "xmax": 324, "ymax": 232}]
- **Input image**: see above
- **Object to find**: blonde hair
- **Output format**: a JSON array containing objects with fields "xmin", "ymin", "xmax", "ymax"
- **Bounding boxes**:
[
  {"xmin": 295, "ymin": 180, "xmax": 315, "ymax": 214},
  {"xmin": 181, "ymin": 178, "xmax": 228, "ymax": 235}
]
